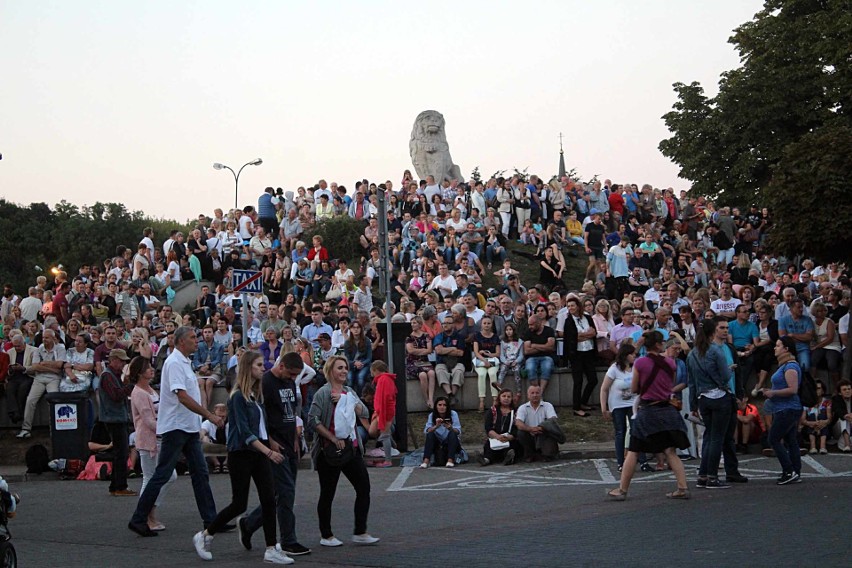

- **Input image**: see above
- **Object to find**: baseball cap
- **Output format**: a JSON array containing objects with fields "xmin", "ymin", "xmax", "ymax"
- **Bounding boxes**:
[
  {"xmin": 590, "ymin": 208, "xmax": 600, "ymax": 215},
  {"xmin": 109, "ymin": 349, "xmax": 130, "ymax": 361}
]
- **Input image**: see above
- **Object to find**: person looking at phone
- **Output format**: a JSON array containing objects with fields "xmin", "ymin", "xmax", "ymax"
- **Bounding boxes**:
[{"xmin": 420, "ymin": 396, "xmax": 462, "ymax": 468}]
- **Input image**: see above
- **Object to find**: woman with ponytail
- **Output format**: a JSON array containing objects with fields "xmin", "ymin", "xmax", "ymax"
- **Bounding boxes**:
[{"xmin": 687, "ymin": 317, "xmax": 746, "ymax": 490}]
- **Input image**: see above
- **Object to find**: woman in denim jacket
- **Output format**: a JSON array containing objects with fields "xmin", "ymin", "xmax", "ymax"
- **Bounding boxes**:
[
  {"xmin": 687, "ymin": 318, "xmax": 745, "ymax": 489},
  {"xmin": 192, "ymin": 351, "xmax": 292, "ymax": 564}
]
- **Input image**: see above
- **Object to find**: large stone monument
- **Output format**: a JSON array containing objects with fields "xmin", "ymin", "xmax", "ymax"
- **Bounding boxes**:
[{"xmin": 409, "ymin": 110, "xmax": 462, "ymax": 183}]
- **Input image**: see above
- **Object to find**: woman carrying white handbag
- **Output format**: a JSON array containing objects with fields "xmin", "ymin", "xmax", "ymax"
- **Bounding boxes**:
[{"xmin": 478, "ymin": 389, "xmax": 519, "ymax": 466}]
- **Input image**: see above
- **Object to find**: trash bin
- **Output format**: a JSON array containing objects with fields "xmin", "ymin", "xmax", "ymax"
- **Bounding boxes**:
[{"xmin": 45, "ymin": 392, "xmax": 90, "ymax": 461}]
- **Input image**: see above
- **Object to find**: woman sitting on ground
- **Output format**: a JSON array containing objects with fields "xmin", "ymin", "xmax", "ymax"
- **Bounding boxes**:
[
  {"xmin": 478, "ymin": 388, "xmax": 519, "ymax": 467},
  {"xmin": 420, "ymin": 396, "xmax": 462, "ymax": 469}
]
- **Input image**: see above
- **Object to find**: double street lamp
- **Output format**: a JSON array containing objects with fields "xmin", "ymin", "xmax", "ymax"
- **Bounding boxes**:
[{"xmin": 213, "ymin": 158, "xmax": 263, "ymax": 210}]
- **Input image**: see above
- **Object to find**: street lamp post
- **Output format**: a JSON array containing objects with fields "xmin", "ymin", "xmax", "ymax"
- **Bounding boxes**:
[{"xmin": 213, "ymin": 158, "xmax": 263, "ymax": 210}]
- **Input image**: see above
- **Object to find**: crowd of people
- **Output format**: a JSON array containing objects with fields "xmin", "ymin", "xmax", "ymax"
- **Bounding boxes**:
[{"xmin": 1, "ymin": 170, "xmax": 851, "ymax": 555}]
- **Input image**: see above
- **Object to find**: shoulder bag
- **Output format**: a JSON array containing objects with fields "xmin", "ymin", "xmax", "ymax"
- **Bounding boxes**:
[{"xmin": 488, "ymin": 410, "xmax": 513, "ymax": 450}]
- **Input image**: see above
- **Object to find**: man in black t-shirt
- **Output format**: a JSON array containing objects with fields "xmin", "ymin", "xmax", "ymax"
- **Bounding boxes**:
[
  {"xmin": 584, "ymin": 210, "xmax": 607, "ymax": 281},
  {"xmin": 523, "ymin": 315, "xmax": 556, "ymax": 387},
  {"xmin": 241, "ymin": 352, "xmax": 311, "ymax": 557}
]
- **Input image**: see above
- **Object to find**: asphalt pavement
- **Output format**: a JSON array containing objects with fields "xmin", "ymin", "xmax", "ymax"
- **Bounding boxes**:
[{"xmin": 7, "ymin": 452, "xmax": 852, "ymax": 567}]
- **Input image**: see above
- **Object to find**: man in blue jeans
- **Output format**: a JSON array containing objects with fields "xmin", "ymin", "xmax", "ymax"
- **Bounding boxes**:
[
  {"xmin": 524, "ymin": 315, "xmax": 555, "ymax": 388},
  {"xmin": 240, "ymin": 352, "xmax": 311, "ymax": 556},
  {"xmin": 778, "ymin": 298, "xmax": 814, "ymax": 372},
  {"xmin": 128, "ymin": 326, "xmax": 224, "ymax": 538}
]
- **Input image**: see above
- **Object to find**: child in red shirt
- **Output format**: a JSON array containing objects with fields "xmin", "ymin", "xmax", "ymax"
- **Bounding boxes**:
[{"xmin": 369, "ymin": 361, "xmax": 397, "ymax": 468}]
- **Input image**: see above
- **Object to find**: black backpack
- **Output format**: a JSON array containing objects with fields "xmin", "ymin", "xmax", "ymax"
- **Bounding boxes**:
[
  {"xmin": 798, "ymin": 368, "xmax": 818, "ymax": 408},
  {"xmin": 25, "ymin": 444, "xmax": 50, "ymax": 474}
]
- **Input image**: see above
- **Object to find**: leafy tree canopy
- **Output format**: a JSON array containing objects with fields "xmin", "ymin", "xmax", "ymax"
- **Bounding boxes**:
[
  {"xmin": 0, "ymin": 199, "xmax": 191, "ymax": 294},
  {"xmin": 659, "ymin": 0, "xmax": 851, "ymax": 261}
]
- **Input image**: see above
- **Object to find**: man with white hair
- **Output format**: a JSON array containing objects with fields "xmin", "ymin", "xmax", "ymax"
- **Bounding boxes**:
[
  {"xmin": 434, "ymin": 316, "xmax": 466, "ymax": 406},
  {"xmin": 18, "ymin": 329, "xmax": 66, "ymax": 438},
  {"xmin": 5, "ymin": 334, "xmax": 37, "ymax": 425}
]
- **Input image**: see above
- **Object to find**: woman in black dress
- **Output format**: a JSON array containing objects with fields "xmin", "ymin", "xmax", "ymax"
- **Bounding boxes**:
[{"xmin": 539, "ymin": 247, "xmax": 564, "ymax": 292}]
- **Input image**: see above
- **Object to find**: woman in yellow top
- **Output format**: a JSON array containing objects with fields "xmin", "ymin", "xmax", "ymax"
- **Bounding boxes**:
[{"xmin": 566, "ymin": 211, "xmax": 585, "ymax": 245}]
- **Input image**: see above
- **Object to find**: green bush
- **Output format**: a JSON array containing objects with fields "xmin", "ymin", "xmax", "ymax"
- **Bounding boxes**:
[{"xmin": 305, "ymin": 216, "xmax": 365, "ymax": 264}]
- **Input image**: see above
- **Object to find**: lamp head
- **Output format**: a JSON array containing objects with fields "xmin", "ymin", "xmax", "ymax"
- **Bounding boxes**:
[
  {"xmin": 250, "ymin": 158, "xmax": 263, "ymax": 166},
  {"xmin": 213, "ymin": 163, "xmax": 225, "ymax": 170}
]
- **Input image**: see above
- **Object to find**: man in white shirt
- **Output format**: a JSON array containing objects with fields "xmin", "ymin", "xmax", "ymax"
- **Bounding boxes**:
[
  {"xmin": 162, "ymin": 230, "xmax": 177, "ymax": 258},
  {"xmin": 18, "ymin": 287, "xmax": 43, "ymax": 323},
  {"xmin": 462, "ymin": 295, "xmax": 484, "ymax": 325},
  {"xmin": 423, "ymin": 175, "xmax": 441, "ymax": 202},
  {"xmin": 514, "ymin": 385, "xmax": 558, "ymax": 461},
  {"xmin": 140, "ymin": 228, "xmax": 155, "ymax": 265},
  {"xmin": 428, "ymin": 264, "xmax": 457, "ymax": 299},
  {"xmin": 18, "ymin": 330, "xmax": 66, "ymax": 438},
  {"xmin": 129, "ymin": 326, "xmax": 224, "ymax": 538},
  {"xmin": 710, "ymin": 282, "xmax": 742, "ymax": 319}
]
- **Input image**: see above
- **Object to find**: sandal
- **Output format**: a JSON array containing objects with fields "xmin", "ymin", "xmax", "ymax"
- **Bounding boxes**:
[
  {"xmin": 606, "ymin": 488, "xmax": 627, "ymax": 501},
  {"xmin": 573, "ymin": 410, "xmax": 589, "ymax": 418},
  {"xmin": 666, "ymin": 489, "xmax": 691, "ymax": 500}
]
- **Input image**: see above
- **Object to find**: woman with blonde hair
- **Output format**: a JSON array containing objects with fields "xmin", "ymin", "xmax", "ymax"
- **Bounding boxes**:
[
  {"xmin": 548, "ymin": 178, "xmax": 566, "ymax": 219},
  {"xmin": 592, "ymin": 299, "xmax": 617, "ymax": 366},
  {"xmin": 309, "ymin": 355, "xmax": 377, "ymax": 547},
  {"xmin": 192, "ymin": 351, "xmax": 291, "ymax": 564}
]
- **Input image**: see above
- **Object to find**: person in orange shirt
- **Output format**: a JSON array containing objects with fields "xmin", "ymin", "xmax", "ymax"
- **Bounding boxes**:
[{"xmin": 736, "ymin": 397, "xmax": 764, "ymax": 453}]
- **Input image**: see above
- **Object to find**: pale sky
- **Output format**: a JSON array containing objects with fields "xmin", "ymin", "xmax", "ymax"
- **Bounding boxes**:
[{"xmin": 1, "ymin": 0, "xmax": 763, "ymax": 221}]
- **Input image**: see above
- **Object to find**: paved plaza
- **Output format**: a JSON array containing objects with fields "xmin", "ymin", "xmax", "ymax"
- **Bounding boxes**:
[{"xmin": 8, "ymin": 453, "xmax": 852, "ymax": 567}]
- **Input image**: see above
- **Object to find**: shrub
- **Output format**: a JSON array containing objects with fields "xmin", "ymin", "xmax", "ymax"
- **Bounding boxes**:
[{"xmin": 305, "ymin": 216, "xmax": 365, "ymax": 264}]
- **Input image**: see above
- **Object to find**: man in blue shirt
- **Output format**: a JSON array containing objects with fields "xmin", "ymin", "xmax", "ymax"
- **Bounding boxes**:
[
  {"xmin": 778, "ymin": 298, "xmax": 815, "ymax": 371},
  {"xmin": 300, "ymin": 306, "xmax": 333, "ymax": 350},
  {"xmin": 433, "ymin": 318, "xmax": 465, "ymax": 405},
  {"xmin": 728, "ymin": 306, "xmax": 759, "ymax": 390}
]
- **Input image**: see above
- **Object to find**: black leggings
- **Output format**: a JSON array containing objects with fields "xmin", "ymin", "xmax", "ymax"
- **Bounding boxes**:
[
  {"xmin": 570, "ymin": 350, "xmax": 598, "ymax": 410},
  {"xmin": 316, "ymin": 451, "xmax": 371, "ymax": 539},
  {"xmin": 207, "ymin": 450, "xmax": 276, "ymax": 547}
]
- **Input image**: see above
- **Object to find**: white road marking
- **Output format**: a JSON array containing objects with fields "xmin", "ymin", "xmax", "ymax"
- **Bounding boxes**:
[
  {"xmin": 387, "ymin": 455, "xmax": 852, "ymax": 492},
  {"xmin": 802, "ymin": 455, "xmax": 833, "ymax": 476},
  {"xmin": 593, "ymin": 459, "xmax": 617, "ymax": 483},
  {"xmin": 387, "ymin": 467, "xmax": 414, "ymax": 492}
]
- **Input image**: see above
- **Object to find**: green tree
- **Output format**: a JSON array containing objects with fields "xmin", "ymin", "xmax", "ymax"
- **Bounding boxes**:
[
  {"xmin": 0, "ymin": 199, "xmax": 191, "ymax": 294},
  {"xmin": 659, "ymin": 0, "xmax": 851, "ymax": 259},
  {"xmin": 765, "ymin": 124, "xmax": 852, "ymax": 263}
]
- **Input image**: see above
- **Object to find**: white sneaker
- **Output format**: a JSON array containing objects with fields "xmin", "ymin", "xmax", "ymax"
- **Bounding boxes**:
[
  {"xmin": 445, "ymin": 461, "xmax": 454, "ymax": 468},
  {"xmin": 390, "ymin": 448, "xmax": 400, "ymax": 457},
  {"xmin": 419, "ymin": 462, "xmax": 429, "ymax": 469},
  {"xmin": 352, "ymin": 533, "xmax": 380, "ymax": 545},
  {"xmin": 264, "ymin": 547, "xmax": 294, "ymax": 564},
  {"xmin": 320, "ymin": 537, "xmax": 343, "ymax": 547},
  {"xmin": 193, "ymin": 531, "xmax": 213, "ymax": 561},
  {"xmin": 751, "ymin": 388, "xmax": 760, "ymax": 397},
  {"xmin": 16, "ymin": 430, "xmax": 31, "ymax": 439}
]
